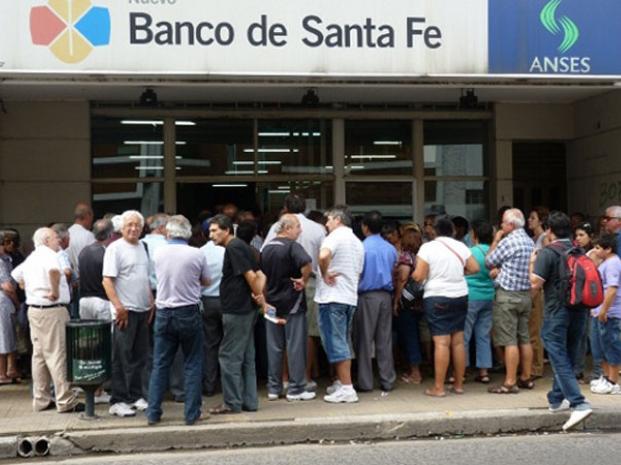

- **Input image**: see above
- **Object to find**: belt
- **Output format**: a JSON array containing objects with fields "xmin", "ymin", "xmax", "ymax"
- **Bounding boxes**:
[{"xmin": 29, "ymin": 304, "xmax": 67, "ymax": 309}]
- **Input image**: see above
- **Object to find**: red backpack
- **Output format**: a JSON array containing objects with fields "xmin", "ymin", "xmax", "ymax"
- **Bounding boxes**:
[{"xmin": 549, "ymin": 244, "xmax": 604, "ymax": 309}]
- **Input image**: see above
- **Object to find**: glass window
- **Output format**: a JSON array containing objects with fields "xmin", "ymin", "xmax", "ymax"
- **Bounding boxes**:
[
  {"xmin": 423, "ymin": 121, "xmax": 488, "ymax": 177},
  {"xmin": 345, "ymin": 120, "xmax": 412, "ymax": 175},
  {"xmin": 92, "ymin": 182, "xmax": 163, "ymax": 218},
  {"xmin": 346, "ymin": 182, "xmax": 413, "ymax": 219},
  {"xmin": 257, "ymin": 181, "xmax": 334, "ymax": 219},
  {"xmin": 175, "ymin": 119, "xmax": 254, "ymax": 176},
  {"xmin": 424, "ymin": 180, "xmax": 489, "ymax": 221},
  {"xmin": 92, "ymin": 118, "xmax": 165, "ymax": 179},
  {"xmin": 256, "ymin": 120, "xmax": 332, "ymax": 175}
]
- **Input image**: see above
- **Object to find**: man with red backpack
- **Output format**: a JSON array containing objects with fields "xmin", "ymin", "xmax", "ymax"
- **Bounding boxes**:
[{"xmin": 531, "ymin": 211, "xmax": 595, "ymax": 431}]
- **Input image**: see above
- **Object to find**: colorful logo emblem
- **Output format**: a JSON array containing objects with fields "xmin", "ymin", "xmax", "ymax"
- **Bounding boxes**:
[
  {"xmin": 30, "ymin": 0, "xmax": 111, "ymax": 64},
  {"xmin": 539, "ymin": 0, "xmax": 579, "ymax": 53}
]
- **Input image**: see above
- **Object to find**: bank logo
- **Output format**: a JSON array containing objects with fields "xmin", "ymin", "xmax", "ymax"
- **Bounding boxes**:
[
  {"xmin": 30, "ymin": 0, "xmax": 111, "ymax": 64},
  {"xmin": 540, "ymin": 0, "xmax": 579, "ymax": 53}
]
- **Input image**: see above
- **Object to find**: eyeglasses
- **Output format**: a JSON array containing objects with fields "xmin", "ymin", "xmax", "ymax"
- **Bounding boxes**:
[{"xmin": 603, "ymin": 216, "xmax": 621, "ymax": 222}]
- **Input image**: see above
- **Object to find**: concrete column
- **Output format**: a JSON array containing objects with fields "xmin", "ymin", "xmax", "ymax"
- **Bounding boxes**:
[
  {"xmin": 333, "ymin": 119, "xmax": 345, "ymax": 205},
  {"xmin": 495, "ymin": 140, "xmax": 513, "ymax": 209},
  {"xmin": 163, "ymin": 117, "xmax": 177, "ymax": 213},
  {"xmin": 413, "ymin": 120, "xmax": 424, "ymax": 224}
]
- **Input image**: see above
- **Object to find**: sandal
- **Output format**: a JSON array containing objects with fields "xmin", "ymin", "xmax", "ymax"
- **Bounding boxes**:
[
  {"xmin": 208, "ymin": 404, "xmax": 239, "ymax": 415},
  {"xmin": 449, "ymin": 386, "xmax": 464, "ymax": 395},
  {"xmin": 474, "ymin": 375, "xmax": 491, "ymax": 384},
  {"xmin": 517, "ymin": 378, "xmax": 535, "ymax": 390},
  {"xmin": 401, "ymin": 373, "xmax": 422, "ymax": 385},
  {"xmin": 0, "ymin": 377, "xmax": 12, "ymax": 385},
  {"xmin": 424, "ymin": 388, "xmax": 446, "ymax": 398},
  {"xmin": 487, "ymin": 383, "xmax": 519, "ymax": 394}
]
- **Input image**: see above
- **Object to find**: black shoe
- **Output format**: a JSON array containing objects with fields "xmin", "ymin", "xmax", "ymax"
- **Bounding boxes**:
[
  {"xmin": 147, "ymin": 417, "xmax": 161, "ymax": 426},
  {"xmin": 60, "ymin": 402, "xmax": 85, "ymax": 413}
]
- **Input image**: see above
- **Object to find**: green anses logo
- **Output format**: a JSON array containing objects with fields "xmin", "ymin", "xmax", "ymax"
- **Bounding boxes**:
[{"xmin": 540, "ymin": 0, "xmax": 579, "ymax": 53}]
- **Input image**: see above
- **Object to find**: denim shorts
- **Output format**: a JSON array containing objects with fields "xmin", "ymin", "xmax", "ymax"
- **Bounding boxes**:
[
  {"xmin": 423, "ymin": 296, "xmax": 468, "ymax": 337},
  {"xmin": 318, "ymin": 303, "xmax": 356, "ymax": 363},
  {"xmin": 591, "ymin": 317, "xmax": 621, "ymax": 366}
]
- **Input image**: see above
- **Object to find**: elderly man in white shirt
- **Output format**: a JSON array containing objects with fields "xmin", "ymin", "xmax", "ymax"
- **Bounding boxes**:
[{"xmin": 11, "ymin": 228, "xmax": 84, "ymax": 413}]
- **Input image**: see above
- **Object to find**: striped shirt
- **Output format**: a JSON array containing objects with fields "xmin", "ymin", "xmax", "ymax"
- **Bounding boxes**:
[{"xmin": 485, "ymin": 228, "xmax": 534, "ymax": 292}]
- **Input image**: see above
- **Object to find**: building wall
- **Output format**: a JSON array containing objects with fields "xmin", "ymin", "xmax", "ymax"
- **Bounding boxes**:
[
  {"xmin": 567, "ymin": 91, "xmax": 621, "ymax": 220},
  {"xmin": 0, "ymin": 101, "xmax": 91, "ymax": 243}
]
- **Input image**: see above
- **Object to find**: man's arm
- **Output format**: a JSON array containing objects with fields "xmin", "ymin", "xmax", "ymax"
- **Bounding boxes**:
[
  {"xmin": 102, "ymin": 276, "xmax": 128, "ymax": 329},
  {"xmin": 319, "ymin": 247, "xmax": 338, "ymax": 286},
  {"xmin": 291, "ymin": 263, "xmax": 312, "ymax": 291},
  {"xmin": 598, "ymin": 286, "xmax": 618, "ymax": 322},
  {"xmin": 47, "ymin": 268, "xmax": 60, "ymax": 301},
  {"xmin": 244, "ymin": 269, "xmax": 267, "ymax": 306}
]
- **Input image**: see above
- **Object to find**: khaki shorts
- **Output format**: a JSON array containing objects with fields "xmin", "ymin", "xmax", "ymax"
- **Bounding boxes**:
[
  {"xmin": 492, "ymin": 288, "xmax": 532, "ymax": 347},
  {"xmin": 306, "ymin": 277, "xmax": 320, "ymax": 337}
]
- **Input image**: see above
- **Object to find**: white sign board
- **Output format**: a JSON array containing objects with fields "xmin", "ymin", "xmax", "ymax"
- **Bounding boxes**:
[{"xmin": 0, "ymin": 0, "xmax": 488, "ymax": 76}]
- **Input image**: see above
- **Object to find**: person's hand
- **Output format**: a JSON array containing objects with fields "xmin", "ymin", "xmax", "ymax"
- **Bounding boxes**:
[
  {"xmin": 147, "ymin": 305, "xmax": 156, "ymax": 325},
  {"xmin": 115, "ymin": 306, "xmax": 129, "ymax": 330},
  {"xmin": 291, "ymin": 277, "xmax": 305, "ymax": 292},
  {"xmin": 598, "ymin": 311, "xmax": 608, "ymax": 323},
  {"xmin": 323, "ymin": 272, "xmax": 339, "ymax": 286},
  {"xmin": 392, "ymin": 300, "xmax": 401, "ymax": 317},
  {"xmin": 494, "ymin": 229, "xmax": 505, "ymax": 243},
  {"xmin": 46, "ymin": 290, "xmax": 59, "ymax": 302},
  {"xmin": 489, "ymin": 268, "xmax": 500, "ymax": 279},
  {"xmin": 252, "ymin": 293, "xmax": 266, "ymax": 307}
]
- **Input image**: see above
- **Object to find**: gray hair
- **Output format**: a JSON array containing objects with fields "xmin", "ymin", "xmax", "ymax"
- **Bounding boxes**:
[
  {"xmin": 277, "ymin": 214, "xmax": 299, "ymax": 233},
  {"xmin": 504, "ymin": 208, "xmax": 525, "ymax": 228},
  {"xmin": 33, "ymin": 227, "xmax": 54, "ymax": 247},
  {"xmin": 149, "ymin": 213, "xmax": 169, "ymax": 232},
  {"xmin": 93, "ymin": 219, "xmax": 114, "ymax": 242},
  {"xmin": 324, "ymin": 205, "xmax": 352, "ymax": 227},
  {"xmin": 166, "ymin": 215, "xmax": 192, "ymax": 240},
  {"xmin": 51, "ymin": 223, "xmax": 70, "ymax": 241},
  {"xmin": 607, "ymin": 206, "xmax": 621, "ymax": 218},
  {"xmin": 121, "ymin": 210, "xmax": 144, "ymax": 229}
]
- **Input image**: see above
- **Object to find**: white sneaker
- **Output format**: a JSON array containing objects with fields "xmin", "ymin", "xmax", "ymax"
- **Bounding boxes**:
[
  {"xmin": 590, "ymin": 376, "xmax": 605, "ymax": 388},
  {"xmin": 267, "ymin": 392, "xmax": 280, "ymax": 401},
  {"xmin": 132, "ymin": 398, "xmax": 148, "ymax": 411},
  {"xmin": 562, "ymin": 408, "xmax": 593, "ymax": 431},
  {"xmin": 305, "ymin": 380, "xmax": 318, "ymax": 392},
  {"xmin": 286, "ymin": 391, "xmax": 316, "ymax": 402},
  {"xmin": 591, "ymin": 379, "xmax": 613, "ymax": 394},
  {"xmin": 109, "ymin": 402, "xmax": 136, "ymax": 417},
  {"xmin": 326, "ymin": 380, "xmax": 343, "ymax": 395},
  {"xmin": 549, "ymin": 399, "xmax": 571, "ymax": 412},
  {"xmin": 94, "ymin": 392, "xmax": 111, "ymax": 404},
  {"xmin": 610, "ymin": 384, "xmax": 621, "ymax": 395},
  {"xmin": 323, "ymin": 387, "xmax": 358, "ymax": 403}
]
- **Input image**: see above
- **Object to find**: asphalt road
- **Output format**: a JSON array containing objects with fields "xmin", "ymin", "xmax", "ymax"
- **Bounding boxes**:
[{"xmin": 25, "ymin": 432, "xmax": 620, "ymax": 465}]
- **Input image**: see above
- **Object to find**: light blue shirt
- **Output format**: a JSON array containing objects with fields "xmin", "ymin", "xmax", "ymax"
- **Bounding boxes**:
[
  {"xmin": 141, "ymin": 234, "xmax": 167, "ymax": 290},
  {"xmin": 358, "ymin": 234, "xmax": 397, "ymax": 293},
  {"xmin": 200, "ymin": 241, "xmax": 225, "ymax": 297}
]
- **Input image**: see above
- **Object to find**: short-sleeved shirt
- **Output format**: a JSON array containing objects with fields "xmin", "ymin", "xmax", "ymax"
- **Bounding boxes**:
[
  {"xmin": 466, "ymin": 244, "xmax": 495, "ymax": 301},
  {"xmin": 220, "ymin": 238, "xmax": 259, "ymax": 315},
  {"xmin": 593, "ymin": 254, "xmax": 621, "ymax": 318},
  {"xmin": 154, "ymin": 241, "xmax": 210, "ymax": 308},
  {"xmin": 486, "ymin": 228, "xmax": 534, "ymax": 292},
  {"xmin": 67, "ymin": 223, "xmax": 95, "ymax": 275},
  {"xmin": 11, "ymin": 245, "xmax": 70, "ymax": 305},
  {"xmin": 0, "ymin": 258, "xmax": 14, "ymax": 313},
  {"xmin": 78, "ymin": 242, "xmax": 107, "ymax": 300},
  {"xmin": 261, "ymin": 237, "xmax": 312, "ymax": 317},
  {"xmin": 314, "ymin": 226, "xmax": 365, "ymax": 307},
  {"xmin": 533, "ymin": 239, "xmax": 572, "ymax": 313},
  {"xmin": 417, "ymin": 237, "xmax": 471, "ymax": 299},
  {"xmin": 141, "ymin": 234, "xmax": 167, "ymax": 290},
  {"xmin": 358, "ymin": 234, "xmax": 397, "ymax": 293},
  {"xmin": 200, "ymin": 241, "xmax": 225, "ymax": 297},
  {"xmin": 102, "ymin": 238, "xmax": 151, "ymax": 312}
]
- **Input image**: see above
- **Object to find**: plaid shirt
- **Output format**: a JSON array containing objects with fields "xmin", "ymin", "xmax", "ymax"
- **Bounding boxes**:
[{"xmin": 485, "ymin": 228, "xmax": 534, "ymax": 291}]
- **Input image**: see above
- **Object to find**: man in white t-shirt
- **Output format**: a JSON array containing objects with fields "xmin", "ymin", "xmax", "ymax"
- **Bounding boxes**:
[
  {"xmin": 314, "ymin": 206, "xmax": 364, "ymax": 403},
  {"xmin": 67, "ymin": 202, "xmax": 95, "ymax": 275},
  {"xmin": 103, "ymin": 210, "xmax": 153, "ymax": 418}
]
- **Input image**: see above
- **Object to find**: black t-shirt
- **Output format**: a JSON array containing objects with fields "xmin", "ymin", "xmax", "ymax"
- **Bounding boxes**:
[
  {"xmin": 261, "ymin": 237, "xmax": 312, "ymax": 317},
  {"xmin": 78, "ymin": 242, "xmax": 108, "ymax": 300},
  {"xmin": 220, "ymin": 238, "xmax": 259, "ymax": 314},
  {"xmin": 533, "ymin": 239, "xmax": 572, "ymax": 313}
]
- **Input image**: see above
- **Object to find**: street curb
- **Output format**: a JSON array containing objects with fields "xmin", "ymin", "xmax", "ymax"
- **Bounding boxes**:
[{"xmin": 44, "ymin": 407, "xmax": 621, "ymax": 456}]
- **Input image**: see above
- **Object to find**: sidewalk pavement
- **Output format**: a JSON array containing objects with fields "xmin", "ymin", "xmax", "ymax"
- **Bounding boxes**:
[{"xmin": 1, "ymin": 374, "xmax": 620, "ymax": 459}]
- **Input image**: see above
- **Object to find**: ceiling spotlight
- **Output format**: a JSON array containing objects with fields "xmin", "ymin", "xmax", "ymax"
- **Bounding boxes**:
[
  {"xmin": 139, "ymin": 88, "xmax": 158, "ymax": 106},
  {"xmin": 301, "ymin": 88, "xmax": 320, "ymax": 107},
  {"xmin": 459, "ymin": 89, "xmax": 478, "ymax": 109}
]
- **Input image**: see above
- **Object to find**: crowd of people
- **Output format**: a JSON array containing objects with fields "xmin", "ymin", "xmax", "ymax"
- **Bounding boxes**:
[{"xmin": 0, "ymin": 197, "xmax": 620, "ymax": 432}]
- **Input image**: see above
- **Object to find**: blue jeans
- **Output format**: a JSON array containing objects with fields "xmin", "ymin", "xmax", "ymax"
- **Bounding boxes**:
[
  {"xmin": 147, "ymin": 305, "xmax": 204, "ymax": 424},
  {"xmin": 541, "ymin": 306, "xmax": 590, "ymax": 410},
  {"xmin": 591, "ymin": 316, "xmax": 621, "ymax": 366},
  {"xmin": 318, "ymin": 303, "xmax": 356, "ymax": 363},
  {"xmin": 464, "ymin": 300, "xmax": 493, "ymax": 369},
  {"xmin": 394, "ymin": 308, "xmax": 423, "ymax": 365}
]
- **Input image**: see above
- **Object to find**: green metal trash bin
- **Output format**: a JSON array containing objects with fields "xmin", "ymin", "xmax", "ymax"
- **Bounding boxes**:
[{"xmin": 66, "ymin": 320, "xmax": 112, "ymax": 418}]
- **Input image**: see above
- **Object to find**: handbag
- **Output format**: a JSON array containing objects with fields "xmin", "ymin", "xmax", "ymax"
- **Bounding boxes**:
[{"xmin": 400, "ymin": 277, "xmax": 424, "ymax": 310}]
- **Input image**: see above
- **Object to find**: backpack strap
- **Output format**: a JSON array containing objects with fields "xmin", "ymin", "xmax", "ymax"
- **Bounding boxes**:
[{"xmin": 436, "ymin": 238, "xmax": 466, "ymax": 268}]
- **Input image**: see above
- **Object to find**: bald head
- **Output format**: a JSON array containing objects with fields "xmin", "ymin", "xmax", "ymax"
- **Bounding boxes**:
[
  {"xmin": 277, "ymin": 214, "xmax": 302, "ymax": 241},
  {"xmin": 74, "ymin": 202, "xmax": 94, "ymax": 229}
]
